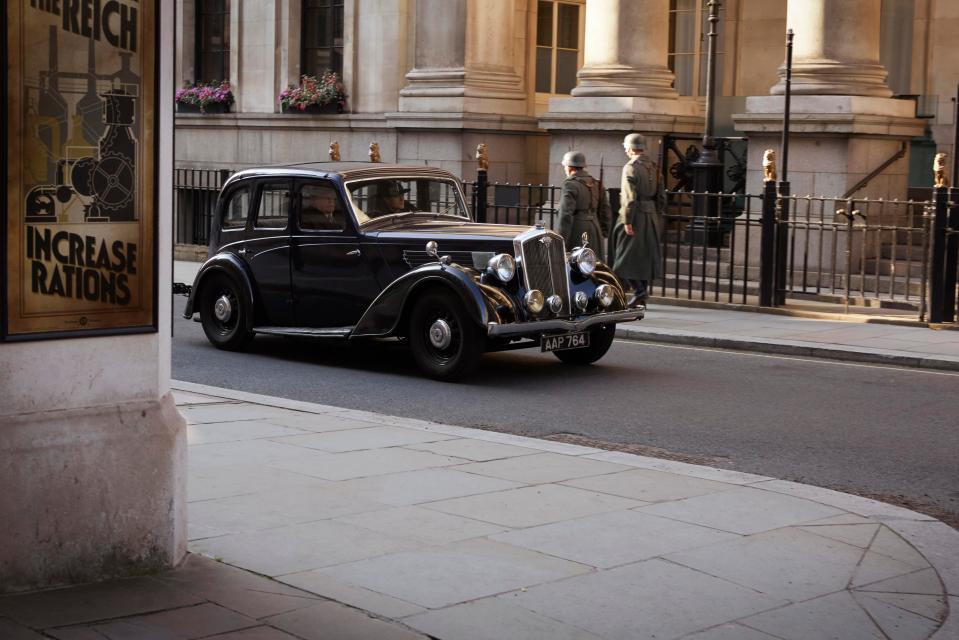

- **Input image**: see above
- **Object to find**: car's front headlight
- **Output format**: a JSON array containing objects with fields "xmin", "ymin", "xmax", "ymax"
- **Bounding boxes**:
[
  {"xmin": 571, "ymin": 247, "xmax": 597, "ymax": 276},
  {"xmin": 488, "ymin": 253, "xmax": 516, "ymax": 282}
]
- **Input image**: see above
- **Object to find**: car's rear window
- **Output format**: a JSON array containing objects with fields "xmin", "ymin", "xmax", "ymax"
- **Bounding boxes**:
[
  {"xmin": 255, "ymin": 183, "xmax": 291, "ymax": 229},
  {"xmin": 222, "ymin": 186, "xmax": 250, "ymax": 230}
]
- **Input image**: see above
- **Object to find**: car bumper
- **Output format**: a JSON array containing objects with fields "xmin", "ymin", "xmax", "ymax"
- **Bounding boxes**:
[{"xmin": 486, "ymin": 308, "xmax": 644, "ymax": 338}]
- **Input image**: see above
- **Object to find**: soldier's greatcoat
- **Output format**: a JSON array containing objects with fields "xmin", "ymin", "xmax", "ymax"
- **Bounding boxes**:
[
  {"xmin": 612, "ymin": 153, "xmax": 665, "ymax": 281},
  {"xmin": 556, "ymin": 169, "xmax": 611, "ymax": 259}
]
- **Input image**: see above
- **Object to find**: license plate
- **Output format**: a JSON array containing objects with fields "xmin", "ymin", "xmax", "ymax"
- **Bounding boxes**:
[{"xmin": 541, "ymin": 331, "xmax": 590, "ymax": 352}]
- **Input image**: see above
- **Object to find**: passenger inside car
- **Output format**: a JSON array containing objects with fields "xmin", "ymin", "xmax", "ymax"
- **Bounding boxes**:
[{"xmin": 300, "ymin": 185, "xmax": 343, "ymax": 230}]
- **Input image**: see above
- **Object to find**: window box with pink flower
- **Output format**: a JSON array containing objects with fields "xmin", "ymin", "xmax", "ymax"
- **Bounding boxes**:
[
  {"xmin": 279, "ymin": 73, "xmax": 347, "ymax": 114},
  {"xmin": 175, "ymin": 81, "xmax": 234, "ymax": 114}
]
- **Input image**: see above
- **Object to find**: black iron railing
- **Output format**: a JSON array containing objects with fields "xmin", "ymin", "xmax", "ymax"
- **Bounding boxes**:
[
  {"xmin": 174, "ymin": 168, "xmax": 233, "ymax": 246},
  {"xmin": 467, "ymin": 176, "xmax": 953, "ymax": 320}
]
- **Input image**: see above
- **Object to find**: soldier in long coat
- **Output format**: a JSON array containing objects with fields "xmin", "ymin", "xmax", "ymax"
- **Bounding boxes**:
[
  {"xmin": 612, "ymin": 133, "xmax": 664, "ymax": 306},
  {"xmin": 556, "ymin": 151, "xmax": 611, "ymax": 259}
]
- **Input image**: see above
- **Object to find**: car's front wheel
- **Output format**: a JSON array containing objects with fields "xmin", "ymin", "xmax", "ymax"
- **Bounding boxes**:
[
  {"xmin": 408, "ymin": 289, "xmax": 483, "ymax": 381},
  {"xmin": 552, "ymin": 323, "xmax": 615, "ymax": 365},
  {"xmin": 199, "ymin": 272, "xmax": 255, "ymax": 351}
]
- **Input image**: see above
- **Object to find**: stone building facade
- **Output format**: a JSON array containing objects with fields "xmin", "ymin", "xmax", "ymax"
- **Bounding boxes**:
[{"xmin": 175, "ymin": 0, "xmax": 959, "ymax": 198}]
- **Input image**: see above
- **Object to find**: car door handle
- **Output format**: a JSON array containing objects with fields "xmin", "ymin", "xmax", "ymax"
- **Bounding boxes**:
[
  {"xmin": 346, "ymin": 249, "xmax": 361, "ymax": 257},
  {"xmin": 238, "ymin": 247, "xmax": 248, "ymax": 255}
]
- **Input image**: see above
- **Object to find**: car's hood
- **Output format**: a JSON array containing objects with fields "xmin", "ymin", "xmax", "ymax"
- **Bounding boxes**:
[{"xmin": 366, "ymin": 217, "xmax": 529, "ymax": 241}]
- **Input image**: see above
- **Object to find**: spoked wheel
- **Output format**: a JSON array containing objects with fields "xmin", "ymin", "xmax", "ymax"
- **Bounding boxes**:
[
  {"xmin": 552, "ymin": 323, "xmax": 615, "ymax": 365},
  {"xmin": 408, "ymin": 290, "xmax": 483, "ymax": 381},
  {"xmin": 199, "ymin": 272, "xmax": 254, "ymax": 350}
]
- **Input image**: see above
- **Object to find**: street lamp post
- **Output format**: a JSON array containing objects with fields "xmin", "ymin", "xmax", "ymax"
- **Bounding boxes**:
[{"xmin": 691, "ymin": 0, "xmax": 723, "ymax": 238}]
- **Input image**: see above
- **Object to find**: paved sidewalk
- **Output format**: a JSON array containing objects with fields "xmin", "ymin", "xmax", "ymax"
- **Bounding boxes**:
[
  {"xmin": 618, "ymin": 303, "xmax": 959, "ymax": 372},
  {"xmin": 4, "ymin": 382, "xmax": 955, "ymax": 639}
]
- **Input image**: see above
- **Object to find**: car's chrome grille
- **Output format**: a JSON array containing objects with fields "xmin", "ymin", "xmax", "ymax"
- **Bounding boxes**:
[{"xmin": 520, "ymin": 232, "xmax": 569, "ymax": 314}]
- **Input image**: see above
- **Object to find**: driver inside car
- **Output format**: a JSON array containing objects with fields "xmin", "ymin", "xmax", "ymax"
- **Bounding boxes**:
[{"xmin": 375, "ymin": 180, "xmax": 416, "ymax": 215}]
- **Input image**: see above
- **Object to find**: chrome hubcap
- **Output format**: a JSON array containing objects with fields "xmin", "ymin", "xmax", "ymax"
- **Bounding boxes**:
[
  {"xmin": 428, "ymin": 318, "xmax": 452, "ymax": 350},
  {"xmin": 214, "ymin": 295, "xmax": 233, "ymax": 322}
]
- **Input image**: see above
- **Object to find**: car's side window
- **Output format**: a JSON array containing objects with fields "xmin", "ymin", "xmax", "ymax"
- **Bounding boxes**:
[
  {"xmin": 299, "ymin": 182, "xmax": 346, "ymax": 232},
  {"xmin": 255, "ymin": 182, "xmax": 291, "ymax": 229},
  {"xmin": 221, "ymin": 186, "xmax": 250, "ymax": 230}
]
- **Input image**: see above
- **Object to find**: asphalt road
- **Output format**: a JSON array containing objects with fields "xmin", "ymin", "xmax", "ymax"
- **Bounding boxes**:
[{"xmin": 172, "ymin": 297, "xmax": 959, "ymax": 526}]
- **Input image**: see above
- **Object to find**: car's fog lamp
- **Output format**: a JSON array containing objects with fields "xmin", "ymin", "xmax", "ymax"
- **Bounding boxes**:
[
  {"xmin": 547, "ymin": 294, "xmax": 563, "ymax": 314},
  {"xmin": 571, "ymin": 247, "xmax": 597, "ymax": 275},
  {"xmin": 488, "ymin": 253, "xmax": 516, "ymax": 282},
  {"xmin": 574, "ymin": 290, "xmax": 589, "ymax": 311},
  {"xmin": 525, "ymin": 289, "xmax": 545, "ymax": 313},
  {"xmin": 595, "ymin": 284, "xmax": 615, "ymax": 308}
]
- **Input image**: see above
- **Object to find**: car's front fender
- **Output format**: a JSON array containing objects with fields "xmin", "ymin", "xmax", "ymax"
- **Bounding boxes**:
[
  {"xmin": 351, "ymin": 263, "xmax": 512, "ymax": 338},
  {"xmin": 182, "ymin": 253, "xmax": 257, "ymax": 331}
]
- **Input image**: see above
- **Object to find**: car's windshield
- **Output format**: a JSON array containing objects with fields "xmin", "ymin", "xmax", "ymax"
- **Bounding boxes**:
[{"xmin": 346, "ymin": 178, "xmax": 469, "ymax": 225}]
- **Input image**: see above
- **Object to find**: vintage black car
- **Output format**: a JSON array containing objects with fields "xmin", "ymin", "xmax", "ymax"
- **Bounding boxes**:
[{"xmin": 183, "ymin": 163, "xmax": 643, "ymax": 380}]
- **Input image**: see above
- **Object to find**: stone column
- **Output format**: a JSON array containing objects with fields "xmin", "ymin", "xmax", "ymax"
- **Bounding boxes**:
[
  {"xmin": 399, "ymin": 0, "xmax": 524, "ymax": 111},
  {"xmin": 772, "ymin": 0, "xmax": 891, "ymax": 97},
  {"xmin": 395, "ymin": 0, "xmax": 539, "ymax": 183},
  {"xmin": 572, "ymin": 0, "xmax": 676, "ymax": 98},
  {"xmin": 540, "ymin": 0, "xmax": 700, "ymax": 186},
  {"xmin": 734, "ymin": 0, "xmax": 922, "ymax": 200}
]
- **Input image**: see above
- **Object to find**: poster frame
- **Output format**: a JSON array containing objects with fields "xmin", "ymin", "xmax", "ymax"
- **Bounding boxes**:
[{"xmin": 1, "ymin": 1, "xmax": 160, "ymax": 342}]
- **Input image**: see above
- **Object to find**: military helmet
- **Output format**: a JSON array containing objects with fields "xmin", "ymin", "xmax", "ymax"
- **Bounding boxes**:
[
  {"xmin": 561, "ymin": 150, "xmax": 586, "ymax": 168},
  {"xmin": 623, "ymin": 133, "xmax": 646, "ymax": 150}
]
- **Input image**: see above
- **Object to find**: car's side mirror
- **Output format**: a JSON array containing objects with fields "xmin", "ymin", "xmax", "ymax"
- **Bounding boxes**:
[{"xmin": 425, "ymin": 241, "xmax": 439, "ymax": 258}]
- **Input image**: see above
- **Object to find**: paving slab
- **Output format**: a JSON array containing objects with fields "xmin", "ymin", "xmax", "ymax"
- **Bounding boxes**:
[
  {"xmin": 636, "ymin": 485, "xmax": 845, "ymax": 534},
  {"xmin": 317, "ymin": 538, "xmax": 591, "ymax": 609},
  {"xmin": 189, "ymin": 484, "xmax": 387, "ymax": 534},
  {"xmin": 403, "ymin": 598, "xmax": 605, "ymax": 640},
  {"xmin": 561, "ymin": 467, "xmax": 734, "ymax": 502},
  {"xmin": 269, "ymin": 425, "xmax": 457, "ymax": 452},
  {"xmin": 188, "ymin": 420, "xmax": 312, "ymax": 445},
  {"xmin": 425, "ymin": 483, "xmax": 644, "ymax": 528},
  {"xmin": 276, "ymin": 571, "xmax": 427, "ymax": 620},
  {"xmin": 329, "ymin": 468, "xmax": 522, "ymax": 506},
  {"xmin": 191, "ymin": 520, "xmax": 422, "ymax": 577},
  {"xmin": 739, "ymin": 591, "xmax": 890, "ymax": 640},
  {"xmin": 333, "ymin": 505, "xmax": 506, "ymax": 545},
  {"xmin": 450, "ymin": 451, "xmax": 629, "ymax": 484},
  {"xmin": 0, "ymin": 577, "xmax": 204, "ymax": 629},
  {"xmin": 402, "ymin": 437, "xmax": 542, "ymax": 461},
  {"xmin": 501, "ymin": 558, "xmax": 787, "ymax": 639},
  {"xmin": 491, "ymin": 509, "xmax": 738, "ymax": 569},
  {"xmin": 666, "ymin": 526, "xmax": 913, "ymax": 602},
  {"xmin": 263, "ymin": 601, "xmax": 426, "ymax": 640}
]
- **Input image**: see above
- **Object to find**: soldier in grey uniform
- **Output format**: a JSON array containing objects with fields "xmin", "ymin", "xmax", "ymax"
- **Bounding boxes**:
[
  {"xmin": 611, "ymin": 133, "xmax": 664, "ymax": 307},
  {"xmin": 556, "ymin": 151, "xmax": 610, "ymax": 259}
]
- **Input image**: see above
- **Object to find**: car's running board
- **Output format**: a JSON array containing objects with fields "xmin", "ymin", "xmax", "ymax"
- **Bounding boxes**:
[{"xmin": 254, "ymin": 326, "xmax": 353, "ymax": 338}]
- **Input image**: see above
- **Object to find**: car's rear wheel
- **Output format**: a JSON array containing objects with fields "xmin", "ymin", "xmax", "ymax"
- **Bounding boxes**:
[
  {"xmin": 408, "ymin": 289, "xmax": 483, "ymax": 381},
  {"xmin": 200, "ymin": 272, "xmax": 254, "ymax": 350},
  {"xmin": 552, "ymin": 323, "xmax": 615, "ymax": 365}
]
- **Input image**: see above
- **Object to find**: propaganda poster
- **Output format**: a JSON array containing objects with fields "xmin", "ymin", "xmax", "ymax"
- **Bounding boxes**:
[{"xmin": 4, "ymin": 0, "xmax": 156, "ymax": 339}]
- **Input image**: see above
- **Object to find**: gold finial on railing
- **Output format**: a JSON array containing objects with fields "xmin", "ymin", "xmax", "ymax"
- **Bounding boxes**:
[
  {"xmin": 762, "ymin": 148, "xmax": 777, "ymax": 183},
  {"xmin": 934, "ymin": 152, "xmax": 950, "ymax": 188},
  {"xmin": 329, "ymin": 140, "xmax": 341, "ymax": 162},
  {"xmin": 476, "ymin": 143, "xmax": 489, "ymax": 172},
  {"xmin": 369, "ymin": 141, "xmax": 381, "ymax": 163}
]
